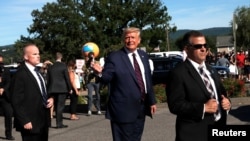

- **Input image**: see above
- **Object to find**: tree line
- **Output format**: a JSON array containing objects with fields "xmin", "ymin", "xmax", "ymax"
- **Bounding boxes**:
[
  {"xmin": 6, "ymin": 0, "xmax": 250, "ymax": 63},
  {"xmin": 12, "ymin": 0, "xmax": 175, "ymax": 62}
]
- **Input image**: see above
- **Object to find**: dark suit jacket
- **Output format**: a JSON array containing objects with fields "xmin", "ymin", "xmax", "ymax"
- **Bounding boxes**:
[
  {"xmin": 10, "ymin": 63, "xmax": 50, "ymax": 133},
  {"xmin": 166, "ymin": 60, "xmax": 228, "ymax": 141},
  {"xmin": 0, "ymin": 66, "xmax": 11, "ymax": 101},
  {"xmin": 101, "ymin": 48, "xmax": 156, "ymax": 123},
  {"xmin": 47, "ymin": 61, "xmax": 71, "ymax": 94}
]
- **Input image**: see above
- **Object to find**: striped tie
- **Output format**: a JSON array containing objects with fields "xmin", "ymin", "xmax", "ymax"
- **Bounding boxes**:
[
  {"xmin": 198, "ymin": 66, "xmax": 215, "ymax": 98},
  {"xmin": 198, "ymin": 65, "xmax": 221, "ymax": 121}
]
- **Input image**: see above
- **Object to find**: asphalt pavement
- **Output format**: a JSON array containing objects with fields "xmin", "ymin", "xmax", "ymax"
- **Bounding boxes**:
[{"xmin": 0, "ymin": 97, "xmax": 249, "ymax": 141}]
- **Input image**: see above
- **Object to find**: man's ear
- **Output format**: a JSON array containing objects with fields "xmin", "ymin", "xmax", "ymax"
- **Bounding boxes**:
[{"xmin": 23, "ymin": 54, "xmax": 28, "ymax": 61}]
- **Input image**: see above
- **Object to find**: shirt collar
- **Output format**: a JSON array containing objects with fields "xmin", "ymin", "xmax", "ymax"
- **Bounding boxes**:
[
  {"xmin": 187, "ymin": 58, "xmax": 206, "ymax": 70},
  {"xmin": 25, "ymin": 62, "xmax": 36, "ymax": 71}
]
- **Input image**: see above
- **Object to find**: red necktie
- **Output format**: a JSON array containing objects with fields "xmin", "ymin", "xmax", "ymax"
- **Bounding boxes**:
[{"xmin": 132, "ymin": 53, "xmax": 145, "ymax": 100}]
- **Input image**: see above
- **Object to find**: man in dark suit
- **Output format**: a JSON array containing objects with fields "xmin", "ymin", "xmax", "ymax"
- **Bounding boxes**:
[
  {"xmin": 11, "ymin": 44, "xmax": 54, "ymax": 141},
  {"xmin": 47, "ymin": 52, "xmax": 71, "ymax": 128},
  {"xmin": 92, "ymin": 27, "xmax": 157, "ymax": 141},
  {"xmin": 0, "ymin": 54, "xmax": 15, "ymax": 140},
  {"xmin": 166, "ymin": 31, "xmax": 231, "ymax": 141}
]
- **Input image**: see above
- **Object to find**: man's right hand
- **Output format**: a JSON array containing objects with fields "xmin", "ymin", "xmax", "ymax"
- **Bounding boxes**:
[
  {"xmin": 91, "ymin": 63, "xmax": 103, "ymax": 73},
  {"xmin": 205, "ymin": 98, "xmax": 218, "ymax": 113},
  {"xmin": 24, "ymin": 122, "xmax": 32, "ymax": 130}
]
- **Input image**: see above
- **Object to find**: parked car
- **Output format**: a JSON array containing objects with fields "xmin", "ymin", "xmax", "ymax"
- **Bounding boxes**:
[
  {"xmin": 211, "ymin": 65, "xmax": 230, "ymax": 79},
  {"xmin": 150, "ymin": 55, "xmax": 183, "ymax": 85},
  {"xmin": 4, "ymin": 64, "xmax": 19, "ymax": 77}
]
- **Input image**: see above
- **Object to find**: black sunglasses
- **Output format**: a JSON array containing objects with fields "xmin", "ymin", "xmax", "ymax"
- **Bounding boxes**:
[{"xmin": 190, "ymin": 44, "xmax": 207, "ymax": 49}]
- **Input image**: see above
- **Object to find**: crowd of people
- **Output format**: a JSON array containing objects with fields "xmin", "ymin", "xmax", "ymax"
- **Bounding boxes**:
[
  {"xmin": 0, "ymin": 28, "xmax": 236, "ymax": 141},
  {"xmin": 206, "ymin": 48, "xmax": 250, "ymax": 82},
  {"xmin": 0, "ymin": 46, "xmax": 103, "ymax": 140}
]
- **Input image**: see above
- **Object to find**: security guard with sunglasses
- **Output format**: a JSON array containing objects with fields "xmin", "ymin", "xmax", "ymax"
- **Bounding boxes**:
[{"xmin": 166, "ymin": 30, "xmax": 231, "ymax": 141}]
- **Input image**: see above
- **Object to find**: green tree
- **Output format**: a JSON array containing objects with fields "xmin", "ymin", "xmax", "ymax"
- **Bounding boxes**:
[
  {"xmin": 13, "ymin": 0, "xmax": 175, "ymax": 61},
  {"xmin": 233, "ymin": 6, "xmax": 250, "ymax": 50}
]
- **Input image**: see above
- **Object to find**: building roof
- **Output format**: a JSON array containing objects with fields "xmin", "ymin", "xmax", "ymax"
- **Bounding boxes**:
[{"xmin": 216, "ymin": 36, "xmax": 233, "ymax": 47}]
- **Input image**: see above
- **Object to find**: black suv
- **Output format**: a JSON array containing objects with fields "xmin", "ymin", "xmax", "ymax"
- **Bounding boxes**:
[{"xmin": 150, "ymin": 55, "xmax": 183, "ymax": 85}]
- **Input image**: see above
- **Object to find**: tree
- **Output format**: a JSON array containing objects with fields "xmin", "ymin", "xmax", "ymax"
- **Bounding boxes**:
[
  {"xmin": 14, "ymin": 0, "xmax": 85, "ymax": 61},
  {"xmin": 13, "ymin": 0, "xmax": 174, "ymax": 62},
  {"xmin": 233, "ymin": 6, "xmax": 250, "ymax": 51}
]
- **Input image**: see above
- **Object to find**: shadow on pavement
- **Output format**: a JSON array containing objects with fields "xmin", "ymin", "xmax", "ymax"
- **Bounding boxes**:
[{"xmin": 229, "ymin": 105, "xmax": 250, "ymax": 122}]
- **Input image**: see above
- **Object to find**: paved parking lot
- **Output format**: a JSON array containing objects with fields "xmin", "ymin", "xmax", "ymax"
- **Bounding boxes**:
[{"xmin": 0, "ymin": 97, "xmax": 249, "ymax": 141}]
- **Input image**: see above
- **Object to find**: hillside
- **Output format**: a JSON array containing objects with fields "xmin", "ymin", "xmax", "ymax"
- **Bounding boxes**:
[
  {"xmin": 169, "ymin": 27, "xmax": 232, "ymax": 39},
  {"xmin": 0, "ymin": 44, "xmax": 13, "ymax": 48},
  {"xmin": 0, "ymin": 27, "xmax": 232, "ymax": 62},
  {"xmin": 0, "ymin": 27, "xmax": 231, "ymax": 48}
]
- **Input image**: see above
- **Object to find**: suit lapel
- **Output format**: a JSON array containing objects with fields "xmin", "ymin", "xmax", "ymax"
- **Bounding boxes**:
[
  {"xmin": 120, "ymin": 48, "xmax": 138, "ymax": 83},
  {"xmin": 185, "ymin": 60, "xmax": 211, "ymax": 99},
  {"xmin": 137, "ymin": 50, "xmax": 148, "ymax": 71},
  {"xmin": 24, "ymin": 64, "xmax": 42, "ymax": 95}
]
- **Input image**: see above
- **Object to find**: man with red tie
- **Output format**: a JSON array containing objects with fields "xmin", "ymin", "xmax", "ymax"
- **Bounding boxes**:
[{"xmin": 92, "ymin": 27, "xmax": 157, "ymax": 141}]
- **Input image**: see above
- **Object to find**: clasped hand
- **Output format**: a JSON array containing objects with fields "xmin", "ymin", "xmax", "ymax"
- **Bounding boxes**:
[{"xmin": 205, "ymin": 95, "xmax": 231, "ymax": 113}]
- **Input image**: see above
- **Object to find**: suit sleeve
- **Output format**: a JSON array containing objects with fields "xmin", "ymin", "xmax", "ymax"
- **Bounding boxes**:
[
  {"xmin": 166, "ymin": 69, "xmax": 205, "ymax": 120},
  {"xmin": 2, "ymin": 67, "xmax": 11, "ymax": 100},
  {"xmin": 11, "ymin": 71, "xmax": 31, "ymax": 126}
]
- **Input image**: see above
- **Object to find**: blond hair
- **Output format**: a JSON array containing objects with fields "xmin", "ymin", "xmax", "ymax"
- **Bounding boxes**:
[{"xmin": 122, "ymin": 27, "xmax": 141, "ymax": 39}]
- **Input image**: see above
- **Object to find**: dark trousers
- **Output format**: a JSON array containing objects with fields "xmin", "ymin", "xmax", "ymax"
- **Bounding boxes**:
[
  {"xmin": 110, "ymin": 104, "xmax": 146, "ymax": 141},
  {"xmin": 69, "ymin": 90, "xmax": 78, "ymax": 114},
  {"xmin": 54, "ymin": 93, "xmax": 67, "ymax": 126},
  {"xmin": 21, "ymin": 126, "xmax": 48, "ymax": 141},
  {"xmin": 0, "ymin": 97, "xmax": 13, "ymax": 138}
]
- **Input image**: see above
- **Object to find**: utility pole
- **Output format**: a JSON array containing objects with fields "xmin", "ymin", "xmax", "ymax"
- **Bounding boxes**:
[
  {"xmin": 233, "ymin": 13, "xmax": 237, "ymax": 74},
  {"xmin": 166, "ymin": 26, "xmax": 170, "ymax": 51},
  {"xmin": 233, "ymin": 14, "xmax": 237, "ymax": 52}
]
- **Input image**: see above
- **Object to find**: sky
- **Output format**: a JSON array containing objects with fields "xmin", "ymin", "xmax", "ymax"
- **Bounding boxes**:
[{"xmin": 0, "ymin": 0, "xmax": 249, "ymax": 46}]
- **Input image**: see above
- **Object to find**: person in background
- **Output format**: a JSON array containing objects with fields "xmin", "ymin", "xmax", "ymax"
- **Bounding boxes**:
[
  {"xmin": 0, "ymin": 54, "xmax": 15, "ymax": 140},
  {"xmin": 67, "ymin": 60, "xmax": 80, "ymax": 120},
  {"xmin": 148, "ymin": 58, "xmax": 154, "ymax": 75},
  {"xmin": 229, "ymin": 51, "xmax": 238, "ymax": 78},
  {"xmin": 216, "ymin": 52, "xmax": 230, "ymax": 67},
  {"xmin": 83, "ymin": 52, "xmax": 102, "ymax": 116},
  {"xmin": 244, "ymin": 53, "xmax": 250, "ymax": 82},
  {"xmin": 40, "ymin": 60, "xmax": 53, "ymax": 84},
  {"xmin": 11, "ymin": 44, "xmax": 54, "ymax": 141},
  {"xmin": 210, "ymin": 55, "xmax": 217, "ymax": 66},
  {"xmin": 166, "ymin": 31, "xmax": 231, "ymax": 141},
  {"xmin": 205, "ymin": 47, "xmax": 214, "ymax": 64},
  {"xmin": 236, "ymin": 50, "xmax": 245, "ymax": 80},
  {"xmin": 47, "ymin": 52, "xmax": 72, "ymax": 128},
  {"xmin": 91, "ymin": 27, "xmax": 157, "ymax": 141}
]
